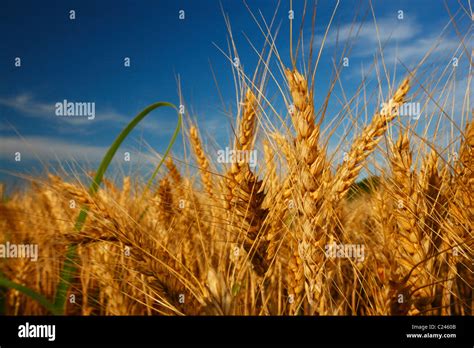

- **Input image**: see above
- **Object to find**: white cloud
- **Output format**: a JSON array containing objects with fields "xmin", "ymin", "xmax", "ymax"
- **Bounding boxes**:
[
  {"xmin": 314, "ymin": 15, "xmax": 461, "ymax": 67},
  {"xmin": 0, "ymin": 136, "xmax": 108, "ymax": 162},
  {"xmin": 0, "ymin": 94, "xmax": 54, "ymax": 116},
  {"xmin": 0, "ymin": 93, "xmax": 185, "ymax": 138},
  {"xmin": 324, "ymin": 17, "xmax": 420, "ymax": 48},
  {"xmin": 0, "ymin": 94, "xmax": 129, "ymax": 125},
  {"xmin": 0, "ymin": 136, "xmax": 167, "ymax": 171},
  {"xmin": 381, "ymin": 34, "xmax": 460, "ymax": 66}
]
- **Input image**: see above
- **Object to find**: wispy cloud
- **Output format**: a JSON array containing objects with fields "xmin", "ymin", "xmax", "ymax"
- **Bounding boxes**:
[
  {"xmin": 316, "ymin": 15, "xmax": 460, "ymax": 66},
  {"xmin": 0, "ymin": 136, "xmax": 108, "ymax": 162},
  {"xmin": 0, "ymin": 136, "xmax": 163, "ymax": 167},
  {"xmin": 0, "ymin": 93, "xmax": 129, "ymax": 125},
  {"xmin": 381, "ymin": 34, "xmax": 461, "ymax": 66},
  {"xmin": 0, "ymin": 94, "xmax": 54, "ymax": 116},
  {"xmin": 324, "ymin": 17, "xmax": 420, "ymax": 49},
  {"xmin": 0, "ymin": 93, "xmax": 184, "ymax": 138}
]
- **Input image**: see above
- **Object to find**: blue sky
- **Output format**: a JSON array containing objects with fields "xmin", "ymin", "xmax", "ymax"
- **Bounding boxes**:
[{"xmin": 0, "ymin": 0, "xmax": 471, "ymax": 187}]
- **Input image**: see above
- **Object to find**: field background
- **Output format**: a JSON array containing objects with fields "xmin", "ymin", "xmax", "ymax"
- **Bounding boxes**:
[{"xmin": 0, "ymin": 0, "xmax": 472, "ymax": 315}]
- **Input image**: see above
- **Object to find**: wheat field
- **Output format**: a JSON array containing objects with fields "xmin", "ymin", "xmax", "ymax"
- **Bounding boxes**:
[{"xmin": 0, "ymin": 4, "xmax": 472, "ymax": 316}]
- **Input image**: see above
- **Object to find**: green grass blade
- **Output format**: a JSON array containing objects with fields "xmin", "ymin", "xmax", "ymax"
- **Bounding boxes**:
[
  {"xmin": 0, "ymin": 274, "xmax": 60, "ymax": 315},
  {"xmin": 136, "ymin": 111, "xmax": 181, "ymax": 222},
  {"xmin": 53, "ymin": 101, "xmax": 178, "ymax": 314},
  {"xmin": 144, "ymin": 110, "xmax": 182, "ymax": 193}
]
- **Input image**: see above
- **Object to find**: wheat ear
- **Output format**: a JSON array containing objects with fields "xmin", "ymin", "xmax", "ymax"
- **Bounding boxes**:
[{"xmin": 189, "ymin": 126, "xmax": 214, "ymax": 199}]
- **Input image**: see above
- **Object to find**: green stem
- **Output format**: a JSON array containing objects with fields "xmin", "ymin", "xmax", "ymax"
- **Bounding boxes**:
[
  {"xmin": 53, "ymin": 102, "xmax": 179, "ymax": 314},
  {"xmin": 0, "ymin": 102, "xmax": 180, "ymax": 315},
  {"xmin": 0, "ymin": 275, "xmax": 60, "ymax": 315}
]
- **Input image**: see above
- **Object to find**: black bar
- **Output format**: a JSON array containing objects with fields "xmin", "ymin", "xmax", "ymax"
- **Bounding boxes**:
[{"xmin": 0, "ymin": 316, "xmax": 472, "ymax": 346}]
